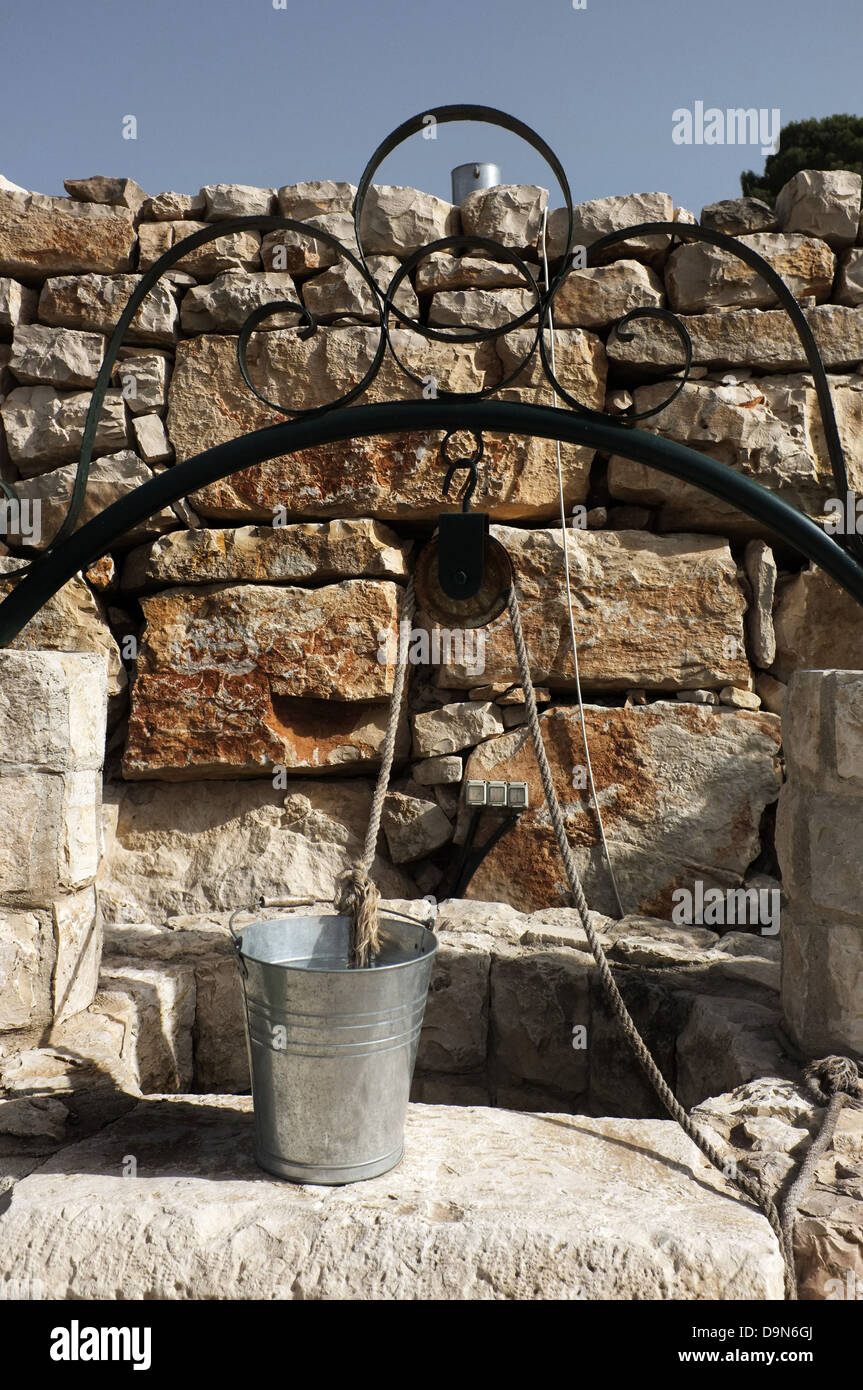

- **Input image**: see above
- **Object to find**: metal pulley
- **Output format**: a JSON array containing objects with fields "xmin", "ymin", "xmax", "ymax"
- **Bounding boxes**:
[{"xmin": 414, "ymin": 430, "xmax": 513, "ymax": 628}]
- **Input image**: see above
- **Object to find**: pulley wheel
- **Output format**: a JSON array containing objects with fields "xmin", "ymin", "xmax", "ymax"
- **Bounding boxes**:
[{"xmin": 414, "ymin": 533, "xmax": 513, "ymax": 629}]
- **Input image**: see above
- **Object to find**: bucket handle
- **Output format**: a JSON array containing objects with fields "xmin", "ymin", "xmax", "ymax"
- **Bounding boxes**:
[
  {"xmin": 227, "ymin": 899, "xmax": 436, "ymax": 969},
  {"xmin": 228, "ymin": 907, "xmax": 254, "ymax": 977}
]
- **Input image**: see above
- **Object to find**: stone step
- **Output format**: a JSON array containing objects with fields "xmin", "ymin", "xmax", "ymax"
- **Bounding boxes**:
[{"xmin": 0, "ymin": 1095, "xmax": 783, "ymax": 1300}]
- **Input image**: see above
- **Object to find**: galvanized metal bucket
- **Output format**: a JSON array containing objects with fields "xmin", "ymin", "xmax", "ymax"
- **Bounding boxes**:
[{"xmin": 231, "ymin": 911, "xmax": 438, "ymax": 1185}]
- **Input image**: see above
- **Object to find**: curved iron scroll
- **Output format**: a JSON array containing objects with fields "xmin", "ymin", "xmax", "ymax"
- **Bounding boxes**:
[{"xmin": 0, "ymin": 102, "xmax": 862, "ymax": 640}]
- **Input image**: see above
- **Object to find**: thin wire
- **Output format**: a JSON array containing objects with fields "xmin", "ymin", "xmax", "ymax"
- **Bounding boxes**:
[{"xmin": 540, "ymin": 208, "xmax": 625, "ymax": 920}]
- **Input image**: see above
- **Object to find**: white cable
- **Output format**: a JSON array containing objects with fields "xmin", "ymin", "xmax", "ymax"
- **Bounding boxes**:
[{"xmin": 540, "ymin": 208, "xmax": 625, "ymax": 920}]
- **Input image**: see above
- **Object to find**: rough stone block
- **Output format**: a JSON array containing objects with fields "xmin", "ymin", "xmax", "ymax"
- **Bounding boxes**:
[
  {"xmin": 0, "ymin": 1096, "xmax": 784, "ymax": 1299},
  {"xmin": 0, "ymin": 384, "xmax": 127, "ymax": 472},
  {"xmin": 491, "ymin": 948, "xmax": 591, "ymax": 1095},
  {"xmin": 439, "ymin": 525, "xmax": 749, "ymax": 692},
  {"xmin": 38, "ymin": 273, "xmax": 178, "ymax": 346},
  {"xmin": 97, "ymin": 779, "xmax": 414, "ymax": 923},
  {"xmin": 775, "ymin": 169, "xmax": 862, "ymax": 249},
  {"xmin": 9, "ymin": 323, "xmax": 105, "ymax": 390},
  {"xmin": 180, "ymin": 269, "xmax": 300, "ymax": 334},
  {"xmin": 552, "ymin": 259, "xmax": 664, "ymax": 329},
  {"xmin": 0, "ymin": 277, "xmax": 38, "ymax": 332},
  {"xmin": 0, "ymin": 908, "xmax": 54, "ymax": 1032},
  {"xmin": 357, "ymin": 186, "xmax": 458, "ymax": 258},
  {"xmin": 0, "ymin": 190, "xmax": 135, "ymax": 280},
  {"xmin": 0, "ymin": 649, "xmax": 106, "ymax": 770},
  {"xmin": 461, "ymin": 703, "xmax": 782, "ymax": 918},
  {"xmin": 53, "ymin": 885, "xmax": 101, "ymax": 1023},
  {"xmin": 546, "ymin": 192, "xmax": 674, "ymax": 266},
  {"xmin": 460, "ymin": 184, "xmax": 548, "ymax": 253},
  {"xmin": 120, "ymin": 519, "xmax": 412, "ymax": 591},
  {"xmin": 122, "ymin": 580, "xmax": 402, "ymax": 779},
  {"xmin": 665, "ymin": 233, "xmax": 835, "ymax": 313},
  {"xmin": 0, "ymin": 561, "xmax": 124, "ymax": 700},
  {"xmin": 98, "ymin": 958, "xmax": 196, "ymax": 1092}
]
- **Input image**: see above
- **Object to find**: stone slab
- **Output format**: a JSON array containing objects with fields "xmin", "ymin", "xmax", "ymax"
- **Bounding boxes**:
[{"xmin": 0, "ymin": 1095, "xmax": 783, "ymax": 1299}]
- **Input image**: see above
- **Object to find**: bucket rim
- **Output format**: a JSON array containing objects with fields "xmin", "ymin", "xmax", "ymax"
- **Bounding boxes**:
[{"xmin": 234, "ymin": 911, "xmax": 439, "ymax": 974}]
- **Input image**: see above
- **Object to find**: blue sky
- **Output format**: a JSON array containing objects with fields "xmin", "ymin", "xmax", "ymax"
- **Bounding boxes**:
[{"xmin": 2, "ymin": 0, "xmax": 861, "ymax": 214}]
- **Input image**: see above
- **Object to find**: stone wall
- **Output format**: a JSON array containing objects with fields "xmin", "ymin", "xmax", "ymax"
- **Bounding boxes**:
[
  {"xmin": 0, "ymin": 650, "xmax": 104, "ymax": 1044},
  {"xmin": 1, "ymin": 169, "xmax": 863, "ymax": 923},
  {"xmin": 777, "ymin": 669, "xmax": 863, "ymax": 1056}
]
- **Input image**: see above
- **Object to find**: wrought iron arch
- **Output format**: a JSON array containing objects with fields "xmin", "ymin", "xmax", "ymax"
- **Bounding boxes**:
[{"xmin": 1, "ymin": 102, "xmax": 862, "ymax": 645}]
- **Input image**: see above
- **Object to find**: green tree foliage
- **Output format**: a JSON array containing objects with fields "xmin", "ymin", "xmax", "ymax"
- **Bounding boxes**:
[{"xmin": 741, "ymin": 114, "xmax": 863, "ymax": 204}]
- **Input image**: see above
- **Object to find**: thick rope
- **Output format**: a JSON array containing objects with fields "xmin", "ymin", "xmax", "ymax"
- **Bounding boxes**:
[
  {"xmin": 342, "ymin": 577, "xmax": 416, "ymax": 968},
  {"xmin": 780, "ymin": 1056, "xmax": 862, "ymax": 1290},
  {"xmin": 506, "ymin": 584, "xmax": 798, "ymax": 1298}
]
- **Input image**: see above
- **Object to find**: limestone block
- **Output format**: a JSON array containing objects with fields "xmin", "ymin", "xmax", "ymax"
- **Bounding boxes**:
[
  {"xmin": 140, "ymin": 191, "xmax": 206, "ymax": 221},
  {"xmin": 415, "ymin": 938, "xmax": 491, "ymax": 1074},
  {"xmin": 381, "ymin": 792, "xmax": 453, "ymax": 863},
  {"xmin": 606, "ymin": 375, "xmax": 863, "ymax": 535},
  {"xmin": 428, "ymin": 288, "xmax": 534, "ymax": 331},
  {"xmin": 53, "ymin": 885, "xmax": 101, "ymax": 1023},
  {"xmin": 699, "ymin": 198, "xmax": 778, "ymax": 236},
  {"xmin": 98, "ymin": 958, "xmax": 195, "ymax": 1092},
  {"xmin": 0, "ymin": 190, "xmax": 135, "ymax": 279},
  {"xmin": 835, "ymin": 248, "xmax": 863, "ymax": 306},
  {"xmin": 0, "ymin": 560, "xmax": 125, "ymax": 700},
  {"xmin": 412, "ymin": 755, "xmax": 463, "ymax": 786},
  {"xmin": 0, "ymin": 649, "xmax": 106, "ymax": 769},
  {"xmin": 9, "ymin": 323, "xmax": 105, "ymax": 390},
  {"xmin": 552, "ymin": 259, "xmax": 664, "ymax": 329},
  {"xmin": 131, "ymin": 412, "xmax": 172, "ymax": 464},
  {"xmin": 1, "ymin": 451, "xmax": 178, "ymax": 549},
  {"xmin": 744, "ymin": 539, "xmax": 777, "ymax": 667},
  {"xmin": 302, "ymin": 255, "xmax": 418, "ymax": 324},
  {"xmin": 0, "ymin": 277, "xmax": 37, "ymax": 331},
  {"xmin": 460, "ymin": 704, "xmax": 782, "ymax": 917},
  {"xmin": 63, "ymin": 177, "xmax": 147, "ymax": 212},
  {"xmin": 38, "ymin": 273, "xmax": 178, "ymax": 346},
  {"xmin": 200, "ymin": 184, "xmax": 275, "ymax": 220},
  {"xmin": 460, "ymin": 184, "xmax": 548, "ymax": 253},
  {"xmin": 260, "ymin": 211, "xmax": 356, "ymax": 275},
  {"xmin": 111, "ymin": 352, "xmax": 168, "ymax": 414},
  {"xmin": 545, "ymin": 192, "xmax": 674, "ymax": 266},
  {"xmin": 122, "ymin": 580, "xmax": 402, "ymax": 778},
  {"xmin": 438, "ymin": 525, "xmax": 749, "ymax": 692},
  {"xmin": 97, "ymin": 779, "xmax": 414, "ymax": 923},
  {"xmin": 665, "ymin": 233, "xmax": 835, "ymax": 313},
  {"xmin": 0, "ymin": 908, "xmax": 54, "ymax": 1032},
  {"xmin": 411, "ymin": 701, "xmax": 504, "ymax": 757},
  {"xmin": 120, "ymin": 519, "xmax": 412, "ymax": 591},
  {"xmin": 775, "ymin": 169, "xmax": 862, "ymax": 248},
  {"xmin": 137, "ymin": 220, "xmax": 261, "ymax": 276},
  {"xmin": 0, "ymin": 1095, "xmax": 784, "ymax": 1299},
  {"xmin": 606, "ymin": 303, "xmax": 863, "ymax": 374},
  {"xmin": 277, "ymin": 181, "xmax": 356, "ymax": 219},
  {"xmin": 0, "ymin": 769, "xmax": 101, "ymax": 908},
  {"xmin": 179, "ymin": 269, "xmax": 300, "ymax": 333},
  {"xmin": 415, "ymin": 253, "xmax": 528, "ymax": 294},
  {"xmin": 168, "ymin": 328, "xmax": 604, "ymax": 524},
  {"xmin": 491, "ymin": 948, "xmax": 591, "ymax": 1094},
  {"xmin": 193, "ymin": 954, "xmax": 249, "ymax": 1093},
  {"xmin": 773, "ymin": 568, "xmax": 863, "ymax": 683},
  {"xmin": 675, "ymin": 996, "xmax": 788, "ymax": 1109},
  {"xmin": 357, "ymin": 186, "xmax": 459, "ymax": 258}
]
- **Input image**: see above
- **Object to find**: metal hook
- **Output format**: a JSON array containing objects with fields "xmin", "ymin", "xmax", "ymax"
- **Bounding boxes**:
[{"xmin": 442, "ymin": 458, "xmax": 479, "ymax": 512}]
